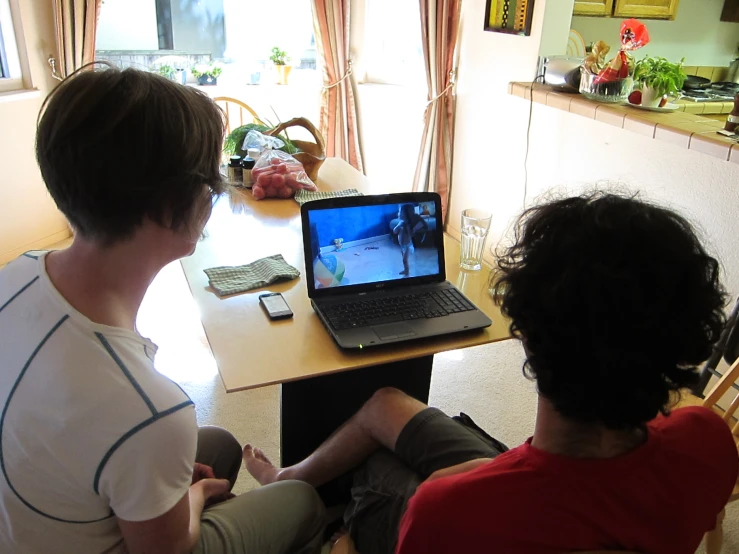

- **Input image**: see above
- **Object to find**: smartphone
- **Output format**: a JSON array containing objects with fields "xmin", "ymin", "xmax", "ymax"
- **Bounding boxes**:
[{"xmin": 259, "ymin": 292, "xmax": 293, "ymax": 320}]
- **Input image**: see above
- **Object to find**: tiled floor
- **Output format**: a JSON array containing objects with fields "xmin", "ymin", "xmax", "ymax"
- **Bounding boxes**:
[{"xmin": 323, "ymin": 237, "xmax": 439, "ymax": 286}]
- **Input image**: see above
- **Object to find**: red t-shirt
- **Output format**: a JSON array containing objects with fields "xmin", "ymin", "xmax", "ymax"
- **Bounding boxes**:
[{"xmin": 396, "ymin": 407, "xmax": 738, "ymax": 554}]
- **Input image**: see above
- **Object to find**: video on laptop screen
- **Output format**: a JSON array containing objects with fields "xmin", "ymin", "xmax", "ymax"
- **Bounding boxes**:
[{"xmin": 306, "ymin": 201, "xmax": 440, "ymax": 289}]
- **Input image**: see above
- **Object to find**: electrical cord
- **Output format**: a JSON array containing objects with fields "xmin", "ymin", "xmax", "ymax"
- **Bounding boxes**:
[{"xmin": 523, "ymin": 75, "xmax": 546, "ymax": 208}]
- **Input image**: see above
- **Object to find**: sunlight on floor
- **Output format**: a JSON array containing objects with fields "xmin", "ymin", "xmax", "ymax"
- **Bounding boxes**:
[{"xmin": 136, "ymin": 260, "xmax": 219, "ymax": 385}]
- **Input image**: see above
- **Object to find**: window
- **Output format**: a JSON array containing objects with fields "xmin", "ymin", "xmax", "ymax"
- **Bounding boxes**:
[{"xmin": 0, "ymin": 0, "xmax": 26, "ymax": 93}]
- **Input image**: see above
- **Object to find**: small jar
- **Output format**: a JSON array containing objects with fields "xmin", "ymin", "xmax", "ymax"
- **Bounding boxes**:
[
  {"xmin": 725, "ymin": 93, "xmax": 739, "ymax": 133},
  {"xmin": 228, "ymin": 155, "xmax": 243, "ymax": 183},
  {"xmin": 241, "ymin": 157, "xmax": 255, "ymax": 188}
]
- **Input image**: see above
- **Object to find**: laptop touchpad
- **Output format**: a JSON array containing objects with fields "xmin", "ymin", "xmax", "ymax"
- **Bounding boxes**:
[{"xmin": 373, "ymin": 323, "xmax": 416, "ymax": 341}]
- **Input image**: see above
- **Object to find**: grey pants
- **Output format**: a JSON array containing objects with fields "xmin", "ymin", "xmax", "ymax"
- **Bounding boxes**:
[{"xmin": 192, "ymin": 426, "xmax": 326, "ymax": 554}]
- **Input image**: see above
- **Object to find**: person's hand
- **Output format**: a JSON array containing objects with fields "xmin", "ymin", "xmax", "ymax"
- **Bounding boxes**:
[
  {"xmin": 193, "ymin": 478, "xmax": 235, "ymax": 508},
  {"xmin": 191, "ymin": 463, "xmax": 215, "ymax": 485}
]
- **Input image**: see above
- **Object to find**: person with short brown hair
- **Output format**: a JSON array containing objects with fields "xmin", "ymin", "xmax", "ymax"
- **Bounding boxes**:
[{"xmin": 0, "ymin": 65, "xmax": 325, "ymax": 554}]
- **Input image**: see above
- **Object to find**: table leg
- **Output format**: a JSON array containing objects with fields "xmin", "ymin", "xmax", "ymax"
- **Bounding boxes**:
[{"xmin": 280, "ymin": 355, "xmax": 433, "ymax": 468}]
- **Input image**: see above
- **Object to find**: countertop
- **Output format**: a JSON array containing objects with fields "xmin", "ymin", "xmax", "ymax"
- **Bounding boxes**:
[{"xmin": 509, "ymin": 83, "xmax": 739, "ymax": 163}]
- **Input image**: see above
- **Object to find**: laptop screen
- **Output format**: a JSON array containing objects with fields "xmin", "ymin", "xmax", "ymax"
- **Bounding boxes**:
[{"xmin": 302, "ymin": 193, "xmax": 444, "ymax": 295}]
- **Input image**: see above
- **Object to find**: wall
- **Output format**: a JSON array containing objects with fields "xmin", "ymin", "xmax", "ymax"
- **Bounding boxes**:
[
  {"xmin": 0, "ymin": 0, "xmax": 69, "ymax": 265},
  {"xmin": 96, "ymin": 0, "xmax": 158, "ymax": 50},
  {"xmin": 570, "ymin": 0, "xmax": 739, "ymax": 66},
  {"xmin": 311, "ymin": 204, "xmax": 398, "ymax": 247},
  {"xmin": 450, "ymin": 0, "xmax": 739, "ymax": 300}
]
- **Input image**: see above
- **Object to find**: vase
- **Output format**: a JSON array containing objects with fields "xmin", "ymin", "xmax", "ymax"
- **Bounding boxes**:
[
  {"xmin": 275, "ymin": 65, "xmax": 292, "ymax": 85},
  {"xmin": 640, "ymin": 85, "xmax": 663, "ymax": 108},
  {"xmin": 198, "ymin": 75, "xmax": 218, "ymax": 86}
]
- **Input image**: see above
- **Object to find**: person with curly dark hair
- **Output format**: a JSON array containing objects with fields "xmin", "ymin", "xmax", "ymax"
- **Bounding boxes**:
[{"xmin": 244, "ymin": 192, "xmax": 739, "ymax": 554}]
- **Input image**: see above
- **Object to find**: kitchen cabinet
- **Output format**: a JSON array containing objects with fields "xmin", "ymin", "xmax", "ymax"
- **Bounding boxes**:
[
  {"xmin": 722, "ymin": 0, "xmax": 739, "ymax": 23},
  {"xmin": 573, "ymin": 0, "xmax": 614, "ymax": 16},
  {"xmin": 613, "ymin": 0, "xmax": 680, "ymax": 20}
]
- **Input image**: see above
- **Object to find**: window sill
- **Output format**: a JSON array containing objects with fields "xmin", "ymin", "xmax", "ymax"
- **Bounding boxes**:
[
  {"xmin": 509, "ymin": 82, "xmax": 739, "ymax": 163},
  {"xmin": 0, "ymin": 88, "xmax": 41, "ymax": 103}
]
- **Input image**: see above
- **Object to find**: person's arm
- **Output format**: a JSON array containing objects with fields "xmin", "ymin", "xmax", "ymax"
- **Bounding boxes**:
[
  {"xmin": 393, "ymin": 220, "xmax": 404, "ymax": 234},
  {"xmin": 117, "ymin": 478, "xmax": 231, "ymax": 554},
  {"xmin": 424, "ymin": 457, "xmax": 492, "ymax": 483}
]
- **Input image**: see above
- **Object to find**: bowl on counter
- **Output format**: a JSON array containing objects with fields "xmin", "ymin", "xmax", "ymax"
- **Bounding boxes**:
[{"xmin": 579, "ymin": 72, "xmax": 633, "ymax": 103}]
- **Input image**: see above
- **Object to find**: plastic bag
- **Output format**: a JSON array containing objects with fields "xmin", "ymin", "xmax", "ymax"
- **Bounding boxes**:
[
  {"xmin": 242, "ymin": 130, "xmax": 284, "ymax": 154},
  {"xmin": 593, "ymin": 19, "xmax": 650, "ymax": 85},
  {"xmin": 251, "ymin": 149, "xmax": 318, "ymax": 200}
]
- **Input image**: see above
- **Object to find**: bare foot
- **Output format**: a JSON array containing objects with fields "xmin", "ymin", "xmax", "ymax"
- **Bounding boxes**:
[
  {"xmin": 243, "ymin": 445, "xmax": 281, "ymax": 485},
  {"xmin": 399, "ymin": 270, "xmax": 409, "ymax": 275}
]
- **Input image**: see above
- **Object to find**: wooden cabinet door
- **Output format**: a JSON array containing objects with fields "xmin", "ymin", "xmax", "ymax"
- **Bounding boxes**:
[
  {"xmin": 613, "ymin": 0, "xmax": 680, "ymax": 20},
  {"xmin": 573, "ymin": 0, "xmax": 615, "ymax": 16},
  {"xmin": 722, "ymin": 0, "xmax": 739, "ymax": 23}
]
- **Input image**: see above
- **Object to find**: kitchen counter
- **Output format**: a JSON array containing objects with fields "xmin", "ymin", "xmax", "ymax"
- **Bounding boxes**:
[{"xmin": 509, "ymin": 83, "xmax": 739, "ymax": 163}]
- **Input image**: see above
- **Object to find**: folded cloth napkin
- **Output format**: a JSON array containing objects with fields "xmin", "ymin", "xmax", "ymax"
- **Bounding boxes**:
[
  {"xmin": 204, "ymin": 254, "xmax": 300, "ymax": 296},
  {"xmin": 293, "ymin": 188, "xmax": 363, "ymax": 205}
]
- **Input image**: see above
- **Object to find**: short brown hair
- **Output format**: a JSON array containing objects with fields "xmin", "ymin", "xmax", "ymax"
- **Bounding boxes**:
[{"xmin": 36, "ymin": 64, "xmax": 227, "ymax": 243}]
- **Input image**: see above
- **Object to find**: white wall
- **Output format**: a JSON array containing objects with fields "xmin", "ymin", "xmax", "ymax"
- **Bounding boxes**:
[
  {"xmin": 451, "ymin": 0, "xmax": 739, "ymax": 299},
  {"xmin": 96, "ymin": 0, "xmax": 158, "ymax": 50},
  {"xmin": 571, "ymin": 0, "xmax": 739, "ymax": 66},
  {"xmin": 0, "ymin": 0, "xmax": 69, "ymax": 265}
]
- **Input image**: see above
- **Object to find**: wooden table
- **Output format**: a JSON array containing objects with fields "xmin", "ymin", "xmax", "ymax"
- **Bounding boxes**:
[{"xmin": 181, "ymin": 158, "xmax": 511, "ymax": 468}]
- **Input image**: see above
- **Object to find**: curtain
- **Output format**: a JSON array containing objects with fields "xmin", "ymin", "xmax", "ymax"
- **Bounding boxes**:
[
  {"xmin": 52, "ymin": 0, "xmax": 102, "ymax": 79},
  {"xmin": 413, "ymin": 0, "xmax": 462, "ymax": 223},
  {"xmin": 311, "ymin": 0, "xmax": 364, "ymax": 173}
]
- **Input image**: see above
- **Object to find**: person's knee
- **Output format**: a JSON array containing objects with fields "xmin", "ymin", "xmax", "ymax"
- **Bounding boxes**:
[
  {"xmin": 198, "ymin": 426, "xmax": 241, "ymax": 461},
  {"xmin": 278, "ymin": 480, "xmax": 326, "ymax": 530},
  {"xmin": 367, "ymin": 387, "xmax": 409, "ymax": 411}
]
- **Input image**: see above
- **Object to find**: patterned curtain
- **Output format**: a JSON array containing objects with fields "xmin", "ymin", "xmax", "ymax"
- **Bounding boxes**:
[
  {"xmin": 413, "ymin": 0, "xmax": 462, "ymax": 222},
  {"xmin": 310, "ymin": 0, "xmax": 364, "ymax": 173},
  {"xmin": 51, "ymin": 0, "xmax": 102, "ymax": 79}
]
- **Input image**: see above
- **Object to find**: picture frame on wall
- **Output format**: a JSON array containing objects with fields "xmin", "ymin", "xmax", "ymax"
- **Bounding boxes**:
[{"xmin": 484, "ymin": 0, "xmax": 536, "ymax": 36}]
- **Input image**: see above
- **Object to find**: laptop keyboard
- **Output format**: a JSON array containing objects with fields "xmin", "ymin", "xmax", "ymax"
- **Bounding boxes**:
[{"xmin": 322, "ymin": 289, "xmax": 476, "ymax": 330}]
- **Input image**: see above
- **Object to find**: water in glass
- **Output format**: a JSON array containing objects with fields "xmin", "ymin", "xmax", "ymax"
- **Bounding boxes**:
[{"xmin": 460, "ymin": 209, "xmax": 491, "ymax": 271}]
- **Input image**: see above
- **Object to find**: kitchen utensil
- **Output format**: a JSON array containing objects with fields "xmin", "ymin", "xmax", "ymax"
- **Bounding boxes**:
[
  {"xmin": 727, "ymin": 58, "xmax": 739, "ymax": 84},
  {"xmin": 543, "ymin": 56, "xmax": 583, "ymax": 91},
  {"xmin": 683, "ymin": 75, "xmax": 711, "ymax": 90},
  {"xmin": 580, "ymin": 72, "xmax": 633, "ymax": 103}
]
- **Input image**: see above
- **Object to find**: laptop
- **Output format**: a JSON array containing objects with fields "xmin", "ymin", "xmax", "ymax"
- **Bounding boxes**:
[{"xmin": 300, "ymin": 192, "xmax": 493, "ymax": 349}]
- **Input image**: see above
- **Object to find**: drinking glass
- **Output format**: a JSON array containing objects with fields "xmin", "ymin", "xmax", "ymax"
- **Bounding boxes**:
[{"xmin": 460, "ymin": 209, "xmax": 492, "ymax": 271}]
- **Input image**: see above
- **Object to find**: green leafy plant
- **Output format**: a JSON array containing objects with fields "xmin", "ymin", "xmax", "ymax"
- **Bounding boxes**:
[
  {"xmin": 191, "ymin": 61, "xmax": 223, "ymax": 79},
  {"xmin": 223, "ymin": 123, "xmax": 299, "ymax": 158},
  {"xmin": 269, "ymin": 47, "xmax": 290, "ymax": 66},
  {"xmin": 633, "ymin": 56, "xmax": 686, "ymax": 97},
  {"xmin": 154, "ymin": 64, "xmax": 176, "ymax": 79}
]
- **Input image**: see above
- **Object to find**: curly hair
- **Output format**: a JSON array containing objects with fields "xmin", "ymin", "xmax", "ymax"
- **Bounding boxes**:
[{"xmin": 491, "ymin": 193, "xmax": 727, "ymax": 430}]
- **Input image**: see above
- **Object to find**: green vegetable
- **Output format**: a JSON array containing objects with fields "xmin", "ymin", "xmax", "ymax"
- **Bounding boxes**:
[
  {"xmin": 223, "ymin": 124, "xmax": 299, "ymax": 157},
  {"xmin": 633, "ymin": 56, "xmax": 686, "ymax": 97}
]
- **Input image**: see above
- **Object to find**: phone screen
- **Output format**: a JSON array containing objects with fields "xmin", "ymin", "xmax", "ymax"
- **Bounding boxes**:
[{"xmin": 262, "ymin": 294, "xmax": 291, "ymax": 315}]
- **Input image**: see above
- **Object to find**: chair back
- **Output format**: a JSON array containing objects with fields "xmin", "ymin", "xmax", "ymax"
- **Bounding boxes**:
[
  {"xmin": 213, "ymin": 97, "xmax": 263, "ymax": 135},
  {"xmin": 703, "ymin": 356, "xmax": 739, "ymax": 455}
]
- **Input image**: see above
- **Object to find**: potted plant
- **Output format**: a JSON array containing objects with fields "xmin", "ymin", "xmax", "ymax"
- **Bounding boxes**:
[
  {"xmin": 270, "ymin": 47, "xmax": 292, "ymax": 85},
  {"xmin": 633, "ymin": 56, "xmax": 686, "ymax": 108},
  {"xmin": 191, "ymin": 61, "xmax": 223, "ymax": 86}
]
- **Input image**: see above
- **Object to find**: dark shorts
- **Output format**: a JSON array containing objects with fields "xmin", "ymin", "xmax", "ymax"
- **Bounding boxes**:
[{"xmin": 344, "ymin": 408, "xmax": 508, "ymax": 554}]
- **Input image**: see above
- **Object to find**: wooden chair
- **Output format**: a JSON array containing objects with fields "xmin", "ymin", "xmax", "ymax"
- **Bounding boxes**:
[
  {"xmin": 213, "ymin": 97, "xmax": 264, "ymax": 135},
  {"xmin": 695, "ymin": 356, "xmax": 739, "ymax": 554}
]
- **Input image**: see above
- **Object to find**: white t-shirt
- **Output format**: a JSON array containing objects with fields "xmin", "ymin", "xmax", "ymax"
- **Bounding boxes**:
[{"xmin": 0, "ymin": 252, "xmax": 197, "ymax": 553}]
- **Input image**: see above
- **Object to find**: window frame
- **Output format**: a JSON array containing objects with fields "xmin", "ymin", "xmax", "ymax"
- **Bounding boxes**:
[{"xmin": 0, "ymin": 0, "xmax": 34, "ymax": 95}]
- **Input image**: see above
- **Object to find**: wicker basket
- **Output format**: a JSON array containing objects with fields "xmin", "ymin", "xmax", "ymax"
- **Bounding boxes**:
[{"xmin": 266, "ymin": 117, "xmax": 326, "ymax": 181}]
